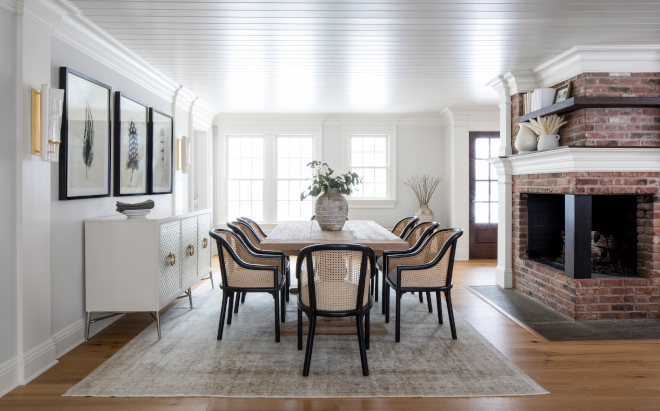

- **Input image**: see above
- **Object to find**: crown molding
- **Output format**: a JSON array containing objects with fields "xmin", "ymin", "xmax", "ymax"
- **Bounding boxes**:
[
  {"xmin": 397, "ymin": 113, "xmax": 447, "ymax": 127},
  {"xmin": 486, "ymin": 71, "xmax": 537, "ymax": 98},
  {"xmin": 443, "ymin": 107, "xmax": 499, "ymax": 128},
  {"xmin": 17, "ymin": 0, "xmax": 217, "ymax": 121},
  {"xmin": 533, "ymin": 45, "xmax": 660, "ymax": 88},
  {"xmin": 215, "ymin": 113, "xmax": 328, "ymax": 128},
  {"xmin": 0, "ymin": 0, "xmax": 20, "ymax": 14}
]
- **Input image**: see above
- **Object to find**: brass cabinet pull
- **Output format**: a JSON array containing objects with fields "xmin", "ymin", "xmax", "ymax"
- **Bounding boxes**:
[
  {"xmin": 202, "ymin": 238, "xmax": 208, "ymax": 249},
  {"xmin": 168, "ymin": 252, "xmax": 176, "ymax": 266},
  {"xmin": 188, "ymin": 244, "xmax": 195, "ymax": 256}
]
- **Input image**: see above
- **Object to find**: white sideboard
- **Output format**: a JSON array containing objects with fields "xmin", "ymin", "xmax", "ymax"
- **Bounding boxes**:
[{"xmin": 84, "ymin": 209, "xmax": 213, "ymax": 339}]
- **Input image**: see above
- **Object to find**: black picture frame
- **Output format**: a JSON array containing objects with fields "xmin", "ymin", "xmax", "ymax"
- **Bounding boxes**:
[
  {"xmin": 59, "ymin": 67, "xmax": 112, "ymax": 201},
  {"xmin": 148, "ymin": 108, "xmax": 174, "ymax": 195},
  {"xmin": 114, "ymin": 92, "xmax": 150, "ymax": 196},
  {"xmin": 554, "ymin": 83, "xmax": 572, "ymax": 104}
]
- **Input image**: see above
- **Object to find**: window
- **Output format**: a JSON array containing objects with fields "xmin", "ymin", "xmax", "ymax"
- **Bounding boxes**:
[
  {"xmin": 343, "ymin": 127, "xmax": 397, "ymax": 207},
  {"xmin": 473, "ymin": 137, "xmax": 499, "ymax": 223},
  {"xmin": 226, "ymin": 136, "xmax": 264, "ymax": 222},
  {"xmin": 277, "ymin": 136, "xmax": 314, "ymax": 221},
  {"xmin": 222, "ymin": 130, "xmax": 320, "ymax": 223}
]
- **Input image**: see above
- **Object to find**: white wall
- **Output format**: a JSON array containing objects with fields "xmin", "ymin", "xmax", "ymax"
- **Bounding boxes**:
[
  {"xmin": 0, "ymin": 6, "xmax": 18, "ymax": 391},
  {"xmin": 49, "ymin": 38, "xmax": 175, "ymax": 336}
]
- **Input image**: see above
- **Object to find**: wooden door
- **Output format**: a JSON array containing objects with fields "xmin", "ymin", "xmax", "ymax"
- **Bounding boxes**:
[{"xmin": 469, "ymin": 131, "xmax": 499, "ymax": 259}]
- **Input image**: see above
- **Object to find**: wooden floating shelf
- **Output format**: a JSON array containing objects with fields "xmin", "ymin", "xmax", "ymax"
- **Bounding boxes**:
[{"xmin": 518, "ymin": 97, "xmax": 660, "ymax": 123}]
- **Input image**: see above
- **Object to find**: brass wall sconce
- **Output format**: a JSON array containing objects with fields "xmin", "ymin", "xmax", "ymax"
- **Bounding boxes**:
[
  {"xmin": 32, "ymin": 84, "xmax": 64, "ymax": 162},
  {"xmin": 176, "ymin": 136, "xmax": 190, "ymax": 173}
]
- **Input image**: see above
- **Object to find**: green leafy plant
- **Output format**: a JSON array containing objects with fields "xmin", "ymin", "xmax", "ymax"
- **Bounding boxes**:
[{"xmin": 300, "ymin": 161, "xmax": 362, "ymax": 200}]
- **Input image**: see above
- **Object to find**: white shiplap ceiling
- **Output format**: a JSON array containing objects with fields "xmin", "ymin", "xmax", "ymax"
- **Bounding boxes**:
[{"xmin": 71, "ymin": 0, "xmax": 660, "ymax": 113}]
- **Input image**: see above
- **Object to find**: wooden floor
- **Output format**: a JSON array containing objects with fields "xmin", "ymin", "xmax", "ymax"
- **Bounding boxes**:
[{"xmin": 2, "ymin": 259, "xmax": 660, "ymax": 411}]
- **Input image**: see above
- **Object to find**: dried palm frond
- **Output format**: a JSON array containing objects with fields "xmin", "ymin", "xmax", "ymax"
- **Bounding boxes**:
[
  {"xmin": 404, "ymin": 175, "xmax": 441, "ymax": 206},
  {"xmin": 526, "ymin": 114, "xmax": 567, "ymax": 135},
  {"xmin": 82, "ymin": 102, "xmax": 94, "ymax": 179},
  {"xmin": 126, "ymin": 121, "xmax": 140, "ymax": 181}
]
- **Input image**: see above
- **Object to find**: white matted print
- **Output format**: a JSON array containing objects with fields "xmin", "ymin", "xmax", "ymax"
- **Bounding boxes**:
[
  {"xmin": 115, "ymin": 93, "xmax": 148, "ymax": 196},
  {"xmin": 59, "ymin": 68, "xmax": 112, "ymax": 200},
  {"xmin": 150, "ymin": 109, "xmax": 173, "ymax": 194}
]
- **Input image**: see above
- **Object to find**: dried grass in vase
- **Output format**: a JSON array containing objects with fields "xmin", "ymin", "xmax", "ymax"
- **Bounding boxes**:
[
  {"xmin": 526, "ymin": 114, "xmax": 567, "ymax": 135},
  {"xmin": 404, "ymin": 175, "xmax": 441, "ymax": 206}
]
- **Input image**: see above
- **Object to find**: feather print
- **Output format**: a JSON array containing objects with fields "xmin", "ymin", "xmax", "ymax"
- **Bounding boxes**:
[
  {"xmin": 159, "ymin": 128, "xmax": 165, "ymax": 165},
  {"xmin": 82, "ymin": 102, "xmax": 94, "ymax": 179},
  {"xmin": 126, "ymin": 120, "xmax": 139, "ymax": 181}
]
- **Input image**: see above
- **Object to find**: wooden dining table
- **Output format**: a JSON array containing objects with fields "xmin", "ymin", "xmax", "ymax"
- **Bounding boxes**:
[{"xmin": 260, "ymin": 220, "xmax": 409, "ymax": 336}]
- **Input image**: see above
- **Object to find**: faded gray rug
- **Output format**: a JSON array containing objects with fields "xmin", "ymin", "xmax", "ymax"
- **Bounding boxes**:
[{"xmin": 65, "ymin": 281, "xmax": 548, "ymax": 398}]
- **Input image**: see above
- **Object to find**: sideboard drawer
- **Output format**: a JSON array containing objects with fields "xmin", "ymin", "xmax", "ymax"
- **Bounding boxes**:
[
  {"xmin": 181, "ymin": 217, "xmax": 198, "ymax": 287},
  {"xmin": 160, "ymin": 221, "xmax": 181, "ymax": 304},
  {"xmin": 197, "ymin": 212, "xmax": 212, "ymax": 276}
]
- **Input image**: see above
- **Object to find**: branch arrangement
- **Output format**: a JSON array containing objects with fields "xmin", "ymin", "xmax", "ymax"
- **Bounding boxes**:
[
  {"xmin": 404, "ymin": 175, "xmax": 441, "ymax": 206},
  {"xmin": 300, "ymin": 161, "xmax": 362, "ymax": 200},
  {"xmin": 525, "ymin": 114, "xmax": 567, "ymax": 135}
]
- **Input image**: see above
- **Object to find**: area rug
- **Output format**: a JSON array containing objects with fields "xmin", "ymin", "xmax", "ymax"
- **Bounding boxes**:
[{"xmin": 64, "ymin": 281, "xmax": 548, "ymax": 398}]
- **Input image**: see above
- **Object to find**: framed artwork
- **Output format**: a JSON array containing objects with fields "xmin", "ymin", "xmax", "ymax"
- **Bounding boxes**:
[
  {"xmin": 149, "ymin": 108, "xmax": 174, "ymax": 194},
  {"xmin": 114, "ymin": 92, "xmax": 149, "ymax": 196},
  {"xmin": 59, "ymin": 67, "xmax": 112, "ymax": 200},
  {"xmin": 554, "ymin": 83, "xmax": 572, "ymax": 104}
]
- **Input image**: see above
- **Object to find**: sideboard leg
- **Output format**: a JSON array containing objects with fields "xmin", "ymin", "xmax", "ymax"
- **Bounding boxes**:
[
  {"xmin": 209, "ymin": 271, "xmax": 214, "ymax": 289},
  {"xmin": 188, "ymin": 287, "xmax": 193, "ymax": 309},
  {"xmin": 155, "ymin": 311, "xmax": 161, "ymax": 340},
  {"xmin": 85, "ymin": 312, "xmax": 91, "ymax": 341}
]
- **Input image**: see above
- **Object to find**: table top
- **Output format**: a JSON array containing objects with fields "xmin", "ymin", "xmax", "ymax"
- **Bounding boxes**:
[{"xmin": 260, "ymin": 220, "xmax": 409, "ymax": 253}]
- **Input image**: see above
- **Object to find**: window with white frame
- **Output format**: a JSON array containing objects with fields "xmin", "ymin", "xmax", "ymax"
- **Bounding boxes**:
[
  {"xmin": 224, "ymin": 132, "xmax": 318, "ymax": 223},
  {"xmin": 226, "ymin": 135, "xmax": 264, "ymax": 222},
  {"xmin": 343, "ymin": 128, "xmax": 396, "ymax": 206}
]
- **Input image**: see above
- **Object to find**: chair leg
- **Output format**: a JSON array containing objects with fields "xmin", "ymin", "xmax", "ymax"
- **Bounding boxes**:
[
  {"xmin": 445, "ymin": 290, "xmax": 457, "ymax": 340},
  {"xmin": 302, "ymin": 315, "xmax": 317, "ymax": 376},
  {"xmin": 280, "ymin": 288, "xmax": 286, "ymax": 322},
  {"xmin": 395, "ymin": 290, "xmax": 401, "ymax": 343},
  {"xmin": 217, "ymin": 291, "xmax": 229, "ymax": 340},
  {"xmin": 297, "ymin": 308, "xmax": 303, "ymax": 350},
  {"xmin": 385, "ymin": 284, "xmax": 390, "ymax": 323},
  {"xmin": 274, "ymin": 288, "xmax": 281, "ymax": 342},
  {"xmin": 436, "ymin": 291, "xmax": 443, "ymax": 324},
  {"xmin": 365, "ymin": 311, "xmax": 370, "ymax": 350},
  {"xmin": 227, "ymin": 292, "xmax": 234, "ymax": 324},
  {"xmin": 241, "ymin": 292, "xmax": 246, "ymax": 303},
  {"xmin": 426, "ymin": 291, "xmax": 433, "ymax": 313},
  {"xmin": 234, "ymin": 292, "xmax": 240, "ymax": 313},
  {"xmin": 419, "ymin": 292, "xmax": 424, "ymax": 303},
  {"xmin": 374, "ymin": 271, "xmax": 379, "ymax": 302},
  {"xmin": 382, "ymin": 276, "xmax": 387, "ymax": 315},
  {"xmin": 355, "ymin": 314, "xmax": 369, "ymax": 376},
  {"xmin": 285, "ymin": 269, "xmax": 290, "ymax": 302},
  {"xmin": 188, "ymin": 287, "xmax": 193, "ymax": 310}
]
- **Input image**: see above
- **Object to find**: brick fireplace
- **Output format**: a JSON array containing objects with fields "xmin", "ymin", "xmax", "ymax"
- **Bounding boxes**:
[{"xmin": 504, "ymin": 72, "xmax": 660, "ymax": 321}]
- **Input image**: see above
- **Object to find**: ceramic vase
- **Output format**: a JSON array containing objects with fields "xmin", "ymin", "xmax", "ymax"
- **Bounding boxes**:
[
  {"xmin": 315, "ymin": 188, "xmax": 348, "ymax": 231},
  {"xmin": 514, "ymin": 124, "xmax": 538, "ymax": 153},
  {"xmin": 537, "ymin": 134, "xmax": 560, "ymax": 151},
  {"xmin": 415, "ymin": 204, "xmax": 434, "ymax": 223}
]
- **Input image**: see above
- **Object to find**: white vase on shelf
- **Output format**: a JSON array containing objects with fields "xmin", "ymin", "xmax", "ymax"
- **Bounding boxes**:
[
  {"xmin": 514, "ymin": 123, "xmax": 538, "ymax": 154},
  {"xmin": 537, "ymin": 134, "xmax": 560, "ymax": 151}
]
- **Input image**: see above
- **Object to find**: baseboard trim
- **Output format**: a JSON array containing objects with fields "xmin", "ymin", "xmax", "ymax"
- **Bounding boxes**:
[
  {"xmin": 455, "ymin": 249, "xmax": 468, "ymax": 261},
  {"xmin": 0, "ymin": 357, "xmax": 18, "ymax": 398},
  {"xmin": 18, "ymin": 338, "xmax": 58, "ymax": 385},
  {"xmin": 52, "ymin": 320, "xmax": 85, "ymax": 359}
]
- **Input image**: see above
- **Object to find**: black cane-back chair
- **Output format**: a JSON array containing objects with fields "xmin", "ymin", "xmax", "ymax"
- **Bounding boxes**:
[
  {"xmin": 297, "ymin": 244, "xmax": 375, "ymax": 376},
  {"xmin": 210, "ymin": 229, "xmax": 287, "ymax": 342},
  {"xmin": 383, "ymin": 228, "xmax": 463, "ymax": 342},
  {"xmin": 391, "ymin": 216, "xmax": 419, "ymax": 239},
  {"xmin": 237, "ymin": 216, "xmax": 268, "ymax": 241}
]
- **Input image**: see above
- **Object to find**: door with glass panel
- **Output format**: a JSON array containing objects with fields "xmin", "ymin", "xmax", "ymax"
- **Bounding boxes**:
[{"xmin": 469, "ymin": 132, "xmax": 499, "ymax": 259}]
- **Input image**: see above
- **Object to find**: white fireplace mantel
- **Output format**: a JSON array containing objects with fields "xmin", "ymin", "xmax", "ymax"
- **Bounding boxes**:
[
  {"xmin": 492, "ymin": 146, "xmax": 660, "ymax": 176},
  {"xmin": 487, "ymin": 147, "xmax": 660, "ymax": 289}
]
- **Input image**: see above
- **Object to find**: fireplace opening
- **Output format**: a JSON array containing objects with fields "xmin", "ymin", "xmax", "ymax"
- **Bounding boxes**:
[{"xmin": 527, "ymin": 194, "xmax": 638, "ymax": 278}]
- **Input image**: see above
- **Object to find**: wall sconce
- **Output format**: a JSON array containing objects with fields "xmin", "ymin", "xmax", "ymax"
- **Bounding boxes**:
[
  {"xmin": 32, "ymin": 84, "xmax": 64, "ymax": 162},
  {"xmin": 175, "ymin": 138, "xmax": 182, "ymax": 171},
  {"xmin": 182, "ymin": 135, "xmax": 190, "ymax": 174}
]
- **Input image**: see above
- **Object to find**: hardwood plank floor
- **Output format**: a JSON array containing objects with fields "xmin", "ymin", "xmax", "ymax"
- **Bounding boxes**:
[{"xmin": 2, "ymin": 259, "xmax": 659, "ymax": 411}]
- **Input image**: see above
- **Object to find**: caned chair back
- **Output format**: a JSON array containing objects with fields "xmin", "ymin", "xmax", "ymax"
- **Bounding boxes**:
[
  {"xmin": 231, "ymin": 220, "xmax": 263, "ymax": 249},
  {"xmin": 396, "ymin": 229, "xmax": 463, "ymax": 288},
  {"xmin": 297, "ymin": 244, "xmax": 375, "ymax": 313},
  {"xmin": 403, "ymin": 221, "xmax": 438, "ymax": 249},
  {"xmin": 237, "ymin": 217, "xmax": 267, "ymax": 240},
  {"xmin": 209, "ymin": 229, "xmax": 282, "ymax": 289},
  {"xmin": 391, "ymin": 216, "xmax": 419, "ymax": 238}
]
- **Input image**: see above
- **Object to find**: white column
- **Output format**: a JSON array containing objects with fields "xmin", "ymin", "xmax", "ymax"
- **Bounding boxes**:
[{"xmin": 494, "ymin": 160, "xmax": 513, "ymax": 288}]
